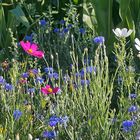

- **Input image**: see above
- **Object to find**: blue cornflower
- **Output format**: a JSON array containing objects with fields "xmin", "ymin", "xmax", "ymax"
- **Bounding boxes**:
[
  {"xmin": 32, "ymin": 69, "xmax": 38, "ymax": 74},
  {"xmin": 60, "ymin": 20, "xmax": 65, "ymax": 25},
  {"xmin": 53, "ymin": 28, "xmax": 59, "ymax": 33},
  {"xmin": 129, "ymin": 94, "xmax": 137, "ymax": 99},
  {"xmin": 13, "ymin": 109, "xmax": 22, "ymax": 120},
  {"xmin": 67, "ymin": 24, "xmax": 72, "ymax": 29},
  {"xmin": 25, "ymin": 35, "xmax": 33, "ymax": 41},
  {"xmin": 122, "ymin": 120, "xmax": 134, "ymax": 132},
  {"xmin": 79, "ymin": 28, "xmax": 86, "ymax": 34},
  {"xmin": 44, "ymin": 67, "xmax": 54, "ymax": 73},
  {"xmin": 128, "ymin": 105, "xmax": 138, "ymax": 112},
  {"xmin": 39, "ymin": 19, "xmax": 47, "ymax": 26},
  {"xmin": 63, "ymin": 28, "xmax": 69, "ymax": 33},
  {"xmin": 59, "ymin": 116, "xmax": 69, "ymax": 127},
  {"xmin": 86, "ymin": 66, "xmax": 96, "ymax": 73},
  {"xmin": 84, "ymin": 59, "xmax": 90, "ymax": 65},
  {"xmin": 27, "ymin": 88, "xmax": 35, "ymax": 93},
  {"xmin": 80, "ymin": 66, "xmax": 96, "ymax": 76},
  {"xmin": 0, "ymin": 76, "xmax": 5, "ymax": 85},
  {"xmin": 5, "ymin": 83, "xmax": 13, "ymax": 91},
  {"xmin": 21, "ymin": 72, "xmax": 29, "ymax": 78},
  {"xmin": 81, "ymin": 80, "xmax": 90, "ymax": 86},
  {"xmin": 49, "ymin": 115, "xmax": 60, "ymax": 127},
  {"xmin": 75, "ymin": 72, "xmax": 82, "ymax": 78},
  {"xmin": 48, "ymin": 72, "xmax": 59, "ymax": 79},
  {"xmin": 36, "ymin": 77, "xmax": 44, "ymax": 84},
  {"xmin": 42, "ymin": 131, "xmax": 56, "ymax": 138},
  {"xmin": 93, "ymin": 36, "xmax": 105, "ymax": 44}
]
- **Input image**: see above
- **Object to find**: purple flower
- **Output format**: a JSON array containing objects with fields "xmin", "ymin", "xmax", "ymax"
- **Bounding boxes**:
[
  {"xmin": 59, "ymin": 116, "xmax": 69, "ymax": 127},
  {"xmin": 75, "ymin": 72, "xmax": 81, "ymax": 78},
  {"xmin": 122, "ymin": 120, "xmax": 135, "ymax": 132},
  {"xmin": 42, "ymin": 131, "xmax": 56, "ymax": 138},
  {"xmin": 79, "ymin": 28, "xmax": 86, "ymax": 34},
  {"xmin": 21, "ymin": 72, "xmax": 29, "ymax": 78},
  {"xmin": 81, "ymin": 80, "xmax": 90, "ymax": 86},
  {"xmin": 31, "ymin": 69, "xmax": 38, "ymax": 74},
  {"xmin": 54, "ymin": 28, "xmax": 59, "ymax": 33},
  {"xmin": 93, "ymin": 36, "xmax": 105, "ymax": 44},
  {"xmin": 5, "ymin": 83, "xmax": 13, "ymax": 91},
  {"xmin": 39, "ymin": 19, "xmax": 47, "ymax": 26},
  {"xmin": 0, "ymin": 76, "xmax": 5, "ymax": 85},
  {"xmin": 80, "ymin": 66, "xmax": 96, "ymax": 76},
  {"xmin": 67, "ymin": 24, "xmax": 72, "ymax": 29},
  {"xmin": 60, "ymin": 20, "xmax": 65, "ymax": 25},
  {"xmin": 63, "ymin": 28, "xmax": 69, "ymax": 33},
  {"xmin": 49, "ymin": 115, "xmax": 60, "ymax": 127},
  {"xmin": 84, "ymin": 59, "xmax": 90, "ymax": 65},
  {"xmin": 129, "ymin": 94, "xmax": 137, "ymax": 99},
  {"xmin": 25, "ymin": 35, "xmax": 32, "ymax": 41},
  {"xmin": 128, "ymin": 105, "xmax": 138, "ymax": 112},
  {"xmin": 44, "ymin": 67, "xmax": 54, "ymax": 73},
  {"xmin": 48, "ymin": 72, "xmax": 59, "ymax": 79},
  {"xmin": 36, "ymin": 77, "xmax": 44, "ymax": 84},
  {"xmin": 27, "ymin": 88, "xmax": 35, "ymax": 93},
  {"xmin": 13, "ymin": 109, "xmax": 22, "ymax": 120}
]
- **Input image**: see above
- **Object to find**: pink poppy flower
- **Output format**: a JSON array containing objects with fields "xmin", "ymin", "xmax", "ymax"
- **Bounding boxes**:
[
  {"xmin": 41, "ymin": 85, "xmax": 60, "ymax": 95},
  {"xmin": 20, "ymin": 41, "xmax": 44, "ymax": 58}
]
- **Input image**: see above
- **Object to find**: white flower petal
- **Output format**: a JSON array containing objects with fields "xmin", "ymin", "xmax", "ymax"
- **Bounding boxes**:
[
  {"xmin": 121, "ymin": 28, "xmax": 128, "ymax": 37},
  {"xmin": 135, "ymin": 38, "xmax": 140, "ymax": 46},
  {"xmin": 126, "ymin": 29, "xmax": 133, "ymax": 37},
  {"xmin": 113, "ymin": 28, "xmax": 121, "ymax": 37},
  {"xmin": 113, "ymin": 28, "xmax": 132, "ymax": 38},
  {"xmin": 135, "ymin": 44, "xmax": 140, "ymax": 51}
]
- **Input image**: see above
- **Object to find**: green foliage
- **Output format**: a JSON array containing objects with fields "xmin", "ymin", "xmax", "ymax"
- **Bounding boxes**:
[
  {"xmin": 0, "ymin": 0, "xmax": 140, "ymax": 139},
  {"xmin": 10, "ymin": 5, "xmax": 29, "ymax": 28}
]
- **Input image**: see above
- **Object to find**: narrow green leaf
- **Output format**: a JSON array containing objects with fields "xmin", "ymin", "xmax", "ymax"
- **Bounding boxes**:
[
  {"xmin": 94, "ymin": 0, "xmax": 113, "ymax": 53},
  {"xmin": 0, "ymin": 4, "xmax": 6, "ymax": 49},
  {"xmin": 119, "ymin": 0, "xmax": 131, "ymax": 21},
  {"xmin": 125, "ymin": 7, "xmax": 135, "ymax": 40}
]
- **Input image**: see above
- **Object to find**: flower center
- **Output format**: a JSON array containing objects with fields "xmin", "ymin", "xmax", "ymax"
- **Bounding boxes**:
[
  {"xmin": 47, "ymin": 88, "xmax": 53, "ymax": 93},
  {"xmin": 28, "ymin": 49, "xmax": 33, "ymax": 53}
]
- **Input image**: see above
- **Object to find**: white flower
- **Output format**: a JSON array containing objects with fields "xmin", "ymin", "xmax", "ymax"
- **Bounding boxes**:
[
  {"xmin": 135, "ymin": 38, "xmax": 140, "ymax": 51},
  {"xmin": 112, "ymin": 28, "xmax": 133, "ymax": 38},
  {"xmin": 28, "ymin": 134, "xmax": 33, "ymax": 140},
  {"xmin": 134, "ymin": 38, "xmax": 140, "ymax": 58}
]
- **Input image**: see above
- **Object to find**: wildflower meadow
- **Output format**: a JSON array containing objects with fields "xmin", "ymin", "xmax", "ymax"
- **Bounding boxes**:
[{"xmin": 1, "ymin": 0, "xmax": 140, "ymax": 140}]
